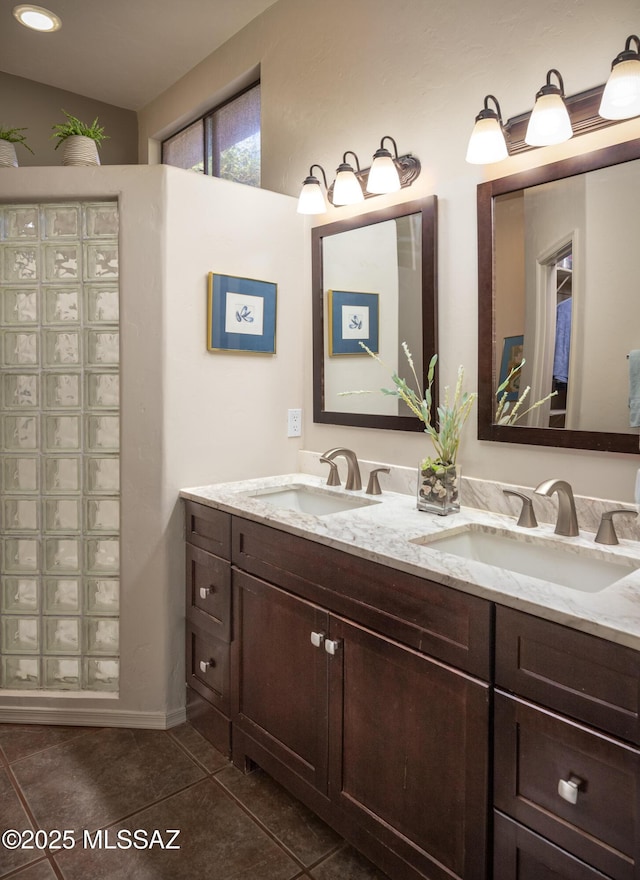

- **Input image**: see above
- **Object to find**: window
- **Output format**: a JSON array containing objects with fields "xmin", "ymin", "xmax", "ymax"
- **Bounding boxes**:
[{"xmin": 162, "ymin": 83, "xmax": 260, "ymax": 187}]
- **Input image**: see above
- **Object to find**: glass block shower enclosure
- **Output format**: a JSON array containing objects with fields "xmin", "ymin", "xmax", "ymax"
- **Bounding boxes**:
[{"xmin": 0, "ymin": 202, "xmax": 120, "ymax": 693}]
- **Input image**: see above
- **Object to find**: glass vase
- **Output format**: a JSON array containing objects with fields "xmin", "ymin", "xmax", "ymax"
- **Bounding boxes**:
[{"xmin": 417, "ymin": 462, "xmax": 460, "ymax": 515}]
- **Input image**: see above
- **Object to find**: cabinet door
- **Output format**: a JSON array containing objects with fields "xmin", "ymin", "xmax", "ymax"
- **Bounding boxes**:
[
  {"xmin": 494, "ymin": 812, "xmax": 613, "ymax": 880},
  {"xmin": 185, "ymin": 544, "xmax": 231, "ymax": 640},
  {"xmin": 495, "ymin": 691, "xmax": 639, "ymax": 880},
  {"xmin": 232, "ymin": 570, "xmax": 330, "ymax": 794},
  {"xmin": 328, "ymin": 617, "xmax": 490, "ymax": 880}
]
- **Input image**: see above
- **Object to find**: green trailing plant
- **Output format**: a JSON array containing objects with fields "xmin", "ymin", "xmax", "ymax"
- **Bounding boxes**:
[
  {"xmin": 0, "ymin": 127, "xmax": 34, "ymax": 153},
  {"xmin": 51, "ymin": 110, "xmax": 109, "ymax": 149},
  {"xmin": 340, "ymin": 342, "xmax": 477, "ymax": 470},
  {"xmin": 494, "ymin": 359, "xmax": 558, "ymax": 425}
]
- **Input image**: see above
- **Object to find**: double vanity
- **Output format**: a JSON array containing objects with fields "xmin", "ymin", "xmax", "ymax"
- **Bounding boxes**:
[{"xmin": 181, "ymin": 459, "xmax": 640, "ymax": 880}]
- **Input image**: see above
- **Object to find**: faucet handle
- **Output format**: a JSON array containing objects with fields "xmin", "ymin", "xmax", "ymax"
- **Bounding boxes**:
[
  {"xmin": 595, "ymin": 508, "xmax": 638, "ymax": 545},
  {"xmin": 320, "ymin": 456, "xmax": 341, "ymax": 486},
  {"xmin": 366, "ymin": 467, "xmax": 390, "ymax": 495},
  {"xmin": 503, "ymin": 490, "xmax": 538, "ymax": 528}
]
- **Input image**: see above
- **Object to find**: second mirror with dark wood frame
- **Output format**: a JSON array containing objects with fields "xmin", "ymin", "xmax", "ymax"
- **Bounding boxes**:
[
  {"xmin": 312, "ymin": 195, "xmax": 438, "ymax": 431},
  {"xmin": 478, "ymin": 137, "xmax": 640, "ymax": 455}
]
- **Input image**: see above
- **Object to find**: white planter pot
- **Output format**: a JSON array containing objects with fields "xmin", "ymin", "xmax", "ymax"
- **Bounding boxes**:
[
  {"xmin": 61, "ymin": 135, "xmax": 100, "ymax": 166},
  {"xmin": 0, "ymin": 140, "xmax": 19, "ymax": 167}
]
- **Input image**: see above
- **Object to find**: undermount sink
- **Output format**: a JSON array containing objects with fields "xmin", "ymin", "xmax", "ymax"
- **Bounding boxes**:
[
  {"xmin": 246, "ymin": 484, "xmax": 379, "ymax": 516},
  {"xmin": 411, "ymin": 524, "xmax": 639, "ymax": 592}
]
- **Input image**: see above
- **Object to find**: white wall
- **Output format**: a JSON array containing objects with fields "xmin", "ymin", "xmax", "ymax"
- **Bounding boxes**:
[
  {"xmin": 138, "ymin": 0, "xmax": 640, "ymax": 502},
  {"xmin": 521, "ymin": 175, "xmax": 586, "ymax": 427},
  {"xmin": 0, "ymin": 165, "xmax": 305, "ymax": 724},
  {"xmin": 0, "ymin": 71, "xmax": 138, "ymax": 166},
  {"xmin": 583, "ymin": 162, "xmax": 640, "ymax": 433},
  {"xmin": 323, "ymin": 221, "xmax": 399, "ymax": 415}
]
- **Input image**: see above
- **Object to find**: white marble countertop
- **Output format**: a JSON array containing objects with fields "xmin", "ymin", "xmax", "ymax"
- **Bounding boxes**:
[{"xmin": 180, "ymin": 472, "xmax": 640, "ymax": 651}]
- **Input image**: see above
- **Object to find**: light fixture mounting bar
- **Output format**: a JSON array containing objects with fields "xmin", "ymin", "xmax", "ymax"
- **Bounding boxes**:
[
  {"xmin": 327, "ymin": 154, "xmax": 421, "ymax": 205},
  {"xmin": 505, "ymin": 83, "xmax": 616, "ymax": 154}
]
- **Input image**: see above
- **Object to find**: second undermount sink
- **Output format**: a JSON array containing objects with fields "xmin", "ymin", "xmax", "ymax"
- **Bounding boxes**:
[
  {"xmin": 411, "ymin": 524, "xmax": 639, "ymax": 592},
  {"xmin": 246, "ymin": 484, "xmax": 380, "ymax": 516}
]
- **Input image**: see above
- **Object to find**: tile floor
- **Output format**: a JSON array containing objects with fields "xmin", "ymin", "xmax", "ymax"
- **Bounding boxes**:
[{"xmin": 0, "ymin": 721, "xmax": 390, "ymax": 880}]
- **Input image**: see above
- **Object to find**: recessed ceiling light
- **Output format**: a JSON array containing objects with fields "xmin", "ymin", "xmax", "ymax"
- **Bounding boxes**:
[{"xmin": 13, "ymin": 4, "xmax": 62, "ymax": 32}]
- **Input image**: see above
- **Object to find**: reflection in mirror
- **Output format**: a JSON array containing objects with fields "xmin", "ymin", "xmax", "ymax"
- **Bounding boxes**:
[
  {"xmin": 478, "ymin": 138, "xmax": 640, "ymax": 454},
  {"xmin": 313, "ymin": 196, "xmax": 438, "ymax": 431}
]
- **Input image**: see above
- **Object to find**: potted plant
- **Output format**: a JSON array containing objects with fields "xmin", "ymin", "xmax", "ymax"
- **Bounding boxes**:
[
  {"xmin": 341, "ymin": 343, "xmax": 476, "ymax": 515},
  {"xmin": 0, "ymin": 127, "xmax": 34, "ymax": 167},
  {"xmin": 341, "ymin": 344, "xmax": 556, "ymax": 516},
  {"xmin": 51, "ymin": 110, "xmax": 109, "ymax": 166}
]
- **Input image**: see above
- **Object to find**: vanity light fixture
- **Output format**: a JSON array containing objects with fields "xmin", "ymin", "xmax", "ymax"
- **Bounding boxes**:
[
  {"xmin": 525, "ymin": 69, "xmax": 573, "ymax": 146},
  {"xmin": 366, "ymin": 136, "xmax": 402, "ymax": 193},
  {"xmin": 13, "ymin": 4, "xmax": 62, "ymax": 31},
  {"xmin": 599, "ymin": 34, "xmax": 640, "ymax": 119},
  {"xmin": 332, "ymin": 151, "xmax": 365, "ymax": 206},
  {"xmin": 297, "ymin": 164, "xmax": 329, "ymax": 215},
  {"xmin": 465, "ymin": 95, "xmax": 509, "ymax": 164},
  {"xmin": 298, "ymin": 137, "xmax": 421, "ymax": 214}
]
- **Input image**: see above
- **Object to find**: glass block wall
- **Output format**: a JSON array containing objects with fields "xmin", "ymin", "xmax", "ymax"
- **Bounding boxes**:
[{"xmin": 0, "ymin": 202, "xmax": 120, "ymax": 693}]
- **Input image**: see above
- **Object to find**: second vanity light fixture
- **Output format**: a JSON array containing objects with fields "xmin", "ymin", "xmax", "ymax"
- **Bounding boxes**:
[
  {"xmin": 466, "ymin": 33, "xmax": 640, "ymax": 164},
  {"xmin": 297, "ymin": 136, "xmax": 421, "ymax": 214}
]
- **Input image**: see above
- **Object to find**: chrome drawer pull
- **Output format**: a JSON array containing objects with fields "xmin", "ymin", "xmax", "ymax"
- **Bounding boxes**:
[
  {"xmin": 324, "ymin": 639, "xmax": 341, "ymax": 655},
  {"xmin": 310, "ymin": 631, "xmax": 325, "ymax": 648},
  {"xmin": 199, "ymin": 659, "xmax": 214, "ymax": 673},
  {"xmin": 558, "ymin": 775, "xmax": 583, "ymax": 804},
  {"xmin": 199, "ymin": 586, "xmax": 214, "ymax": 599}
]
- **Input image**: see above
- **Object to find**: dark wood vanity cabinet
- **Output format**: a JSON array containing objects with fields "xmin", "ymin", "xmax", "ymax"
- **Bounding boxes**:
[
  {"xmin": 494, "ymin": 607, "xmax": 640, "ymax": 880},
  {"xmin": 183, "ymin": 500, "xmax": 232, "ymax": 755},
  {"xmin": 182, "ymin": 501, "xmax": 640, "ymax": 880},
  {"xmin": 230, "ymin": 517, "xmax": 491, "ymax": 880}
]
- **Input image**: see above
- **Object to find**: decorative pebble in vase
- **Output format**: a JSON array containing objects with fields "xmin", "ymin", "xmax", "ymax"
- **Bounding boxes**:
[{"xmin": 417, "ymin": 461, "xmax": 460, "ymax": 515}]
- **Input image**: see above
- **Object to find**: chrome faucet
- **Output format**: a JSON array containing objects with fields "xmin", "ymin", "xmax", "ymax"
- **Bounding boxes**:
[
  {"xmin": 534, "ymin": 479, "xmax": 579, "ymax": 536},
  {"xmin": 321, "ymin": 448, "xmax": 362, "ymax": 491}
]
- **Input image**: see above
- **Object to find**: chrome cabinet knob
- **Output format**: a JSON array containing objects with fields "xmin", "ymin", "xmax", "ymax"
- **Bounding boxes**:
[
  {"xmin": 558, "ymin": 775, "xmax": 583, "ymax": 804},
  {"xmin": 324, "ymin": 639, "xmax": 341, "ymax": 655},
  {"xmin": 199, "ymin": 586, "xmax": 215, "ymax": 600},
  {"xmin": 199, "ymin": 659, "xmax": 214, "ymax": 673},
  {"xmin": 310, "ymin": 631, "xmax": 325, "ymax": 648}
]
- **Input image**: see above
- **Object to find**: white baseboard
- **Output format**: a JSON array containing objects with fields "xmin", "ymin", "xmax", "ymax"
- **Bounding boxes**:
[{"xmin": 0, "ymin": 704, "xmax": 187, "ymax": 729}]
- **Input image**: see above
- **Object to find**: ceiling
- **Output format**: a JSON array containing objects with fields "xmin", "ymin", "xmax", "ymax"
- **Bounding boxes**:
[{"xmin": 0, "ymin": 0, "xmax": 278, "ymax": 110}]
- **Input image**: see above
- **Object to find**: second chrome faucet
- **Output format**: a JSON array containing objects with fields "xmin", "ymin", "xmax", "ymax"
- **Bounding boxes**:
[
  {"xmin": 534, "ymin": 479, "xmax": 579, "ymax": 536},
  {"xmin": 320, "ymin": 447, "xmax": 362, "ymax": 491}
]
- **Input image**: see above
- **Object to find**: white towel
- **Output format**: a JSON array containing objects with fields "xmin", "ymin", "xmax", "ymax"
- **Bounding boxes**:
[{"xmin": 630, "ymin": 350, "xmax": 640, "ymax": 427}]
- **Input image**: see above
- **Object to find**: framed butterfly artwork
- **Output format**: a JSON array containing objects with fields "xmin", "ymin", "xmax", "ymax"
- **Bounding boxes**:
[
  {"xmin": 327, "ymin": 290, "xmax": 379, "ymax": 356},
  {"xmin": 207, "ymin": 273, "xmax": 277, "ymax": 354}
]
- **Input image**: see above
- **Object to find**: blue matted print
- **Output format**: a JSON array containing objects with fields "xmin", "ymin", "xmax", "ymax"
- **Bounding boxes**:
[
  {"xmin": 498, "ymin": 334, "xmax": 524, "ymax": 401},
  {"xmin": 328, "ymin": 290, "xmax": 379, "ymax": 356},
  {"xmin": 207, "ymin": 273, "xmax": 277, "ymax": 354}
]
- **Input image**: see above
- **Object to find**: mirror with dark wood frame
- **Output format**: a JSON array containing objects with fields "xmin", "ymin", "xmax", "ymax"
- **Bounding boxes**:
[
  {"xmin": 477, "ymin": 137, "xmax": 640, "ymax": 455},
  {"xmin": 312, "ymin": 195, "xmax": 438, "ymax": 431}
]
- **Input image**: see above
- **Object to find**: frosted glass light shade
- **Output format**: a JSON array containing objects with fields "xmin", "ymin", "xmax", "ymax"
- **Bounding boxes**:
[
  {"xmin": 332, "ymin": 170, "xmax": 364, "ymax": 205},
  {"xmin": 366, "ymin": 155, "xmax": 401, "ymax": 193},
  {"xmin": 599, "ymin": 59, "xmax": 640, "ymax": 119},
  {"xmin": 13, "ymin": 4, "xmax": 61, "ymax": 31},
  {"xmin": 525, "ymin": 93, "xmax": 573, "ymax": 146},
  {"xmin": 297, "ymin": 181, "xmax": 327, "ymax": 214},
  {"xmin": 466, "ymin": 116, "xmax": 508, "ymax": 164}
]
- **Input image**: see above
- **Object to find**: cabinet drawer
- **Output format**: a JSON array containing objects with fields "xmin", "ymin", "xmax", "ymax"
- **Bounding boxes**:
[
  {"xmin": 232, "ymin": 517, "xmax": 492, "ymax": 679},
  {"xmin": 184, "ymin": 500, "xmax": 231, "ymax": 559},
  {"xmin": 494, "ymin": 691, "xmax": 639, "ymax": 880},
  {"xmin": 186, "ymin": 622, "xmax": 230, "ymax": 714},
  {"xmin": 496, "ymin": 606, "xmax": 640, "ymax": 745},
  {"xmin": 186, "ymin": 544, "xmax": 231, "ymax": 640},
  {"xmin": 494, "ymin": 812, "xmax": 613, "ymax": 880}
]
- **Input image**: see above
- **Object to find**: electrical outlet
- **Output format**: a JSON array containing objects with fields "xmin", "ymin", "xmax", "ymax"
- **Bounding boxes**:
[{"xmin": 287, "ymin": 408, "xmax": 302, "ymax": 437}]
